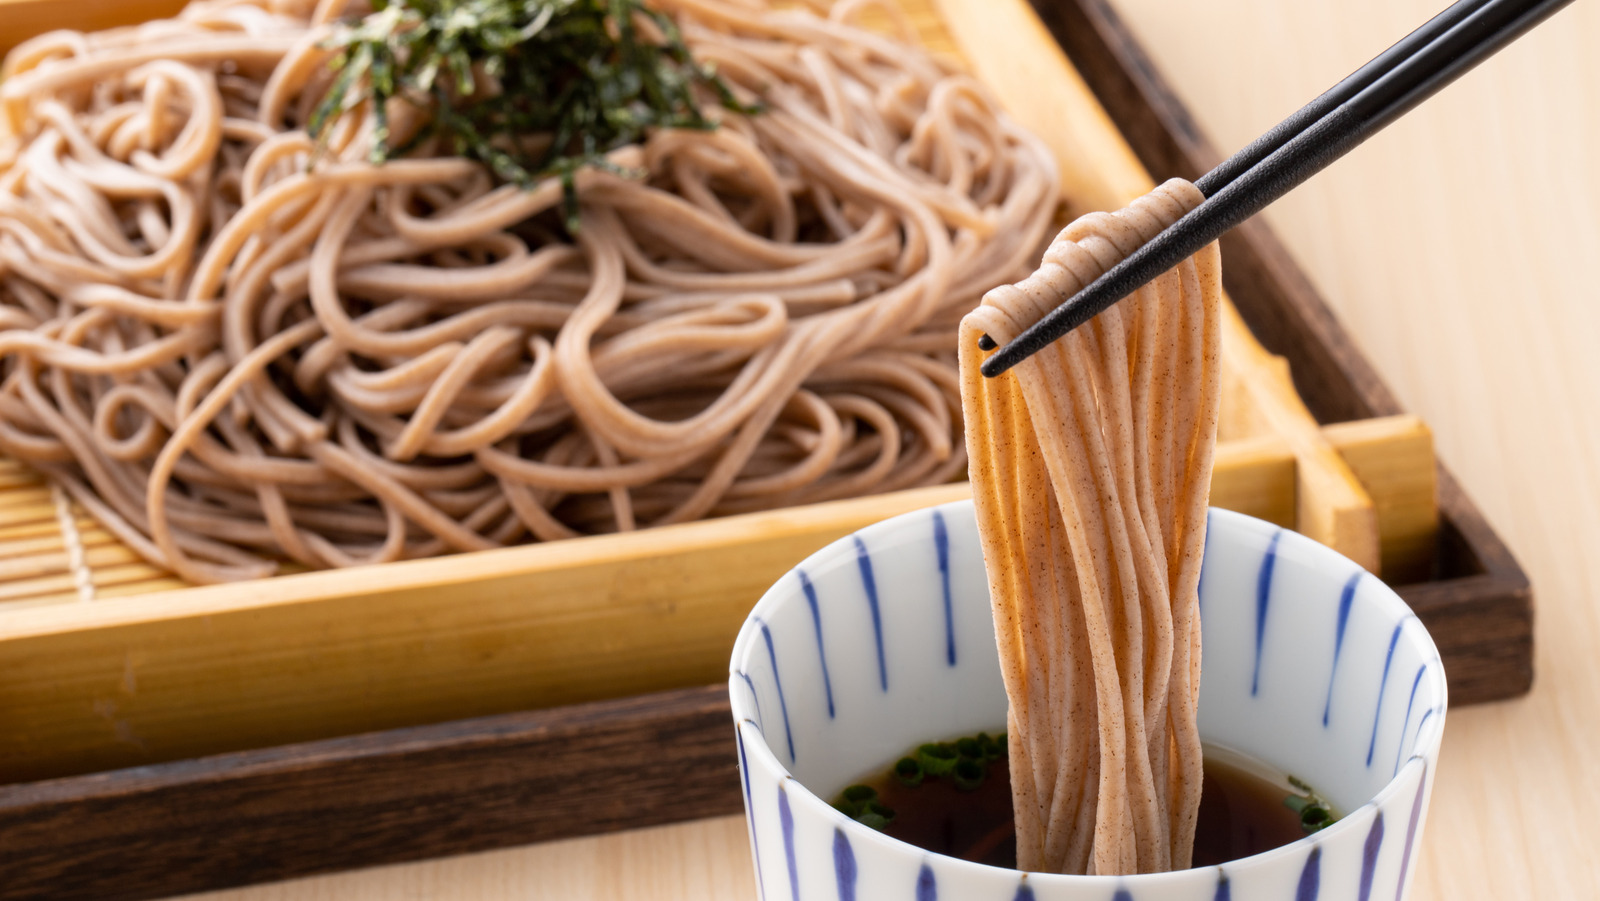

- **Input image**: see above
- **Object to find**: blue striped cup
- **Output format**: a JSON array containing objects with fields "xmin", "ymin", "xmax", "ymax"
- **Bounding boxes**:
[{"xmin": 729, "ymin": 502, "xmax": 1445, "ymax": 901}]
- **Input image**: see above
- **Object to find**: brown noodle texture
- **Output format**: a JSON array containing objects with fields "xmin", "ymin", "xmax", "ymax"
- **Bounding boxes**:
[
  {"xmin": 0, "ymin": 0, "xmax": 1058, "ymax": 583},
  {"xmin": 959, "ymin": 178, "xmax": 1221, "ymax": 875}
]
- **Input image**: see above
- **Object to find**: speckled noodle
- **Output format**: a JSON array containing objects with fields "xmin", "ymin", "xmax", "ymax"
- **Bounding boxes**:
[
  {"xmin": 961, "ymin": 180, "xmax": 1221, "ymax": 875},
  {"xmin": 0, "ymin": 0, "xmax": 1058, "ymax": 582},
  {"xmin": 730, "ymin": 501, "xmax": 1446, "ymax": 901}
]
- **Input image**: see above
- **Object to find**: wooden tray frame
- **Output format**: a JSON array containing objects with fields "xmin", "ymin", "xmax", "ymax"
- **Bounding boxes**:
[{"xmin": 0, "ymin": 0, "xmax": 1532, "ymax": 898}]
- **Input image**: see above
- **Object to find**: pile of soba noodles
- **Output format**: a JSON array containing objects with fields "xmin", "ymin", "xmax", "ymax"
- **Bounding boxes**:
[{"xmin": 0, "ymin": 0, "xmax": 1059, "ymax": 582}]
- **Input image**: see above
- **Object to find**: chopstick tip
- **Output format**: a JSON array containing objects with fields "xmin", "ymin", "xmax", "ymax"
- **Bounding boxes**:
[{"xmin": 980, "ymin": 344, "xmax": 1018, "ymax": 378}]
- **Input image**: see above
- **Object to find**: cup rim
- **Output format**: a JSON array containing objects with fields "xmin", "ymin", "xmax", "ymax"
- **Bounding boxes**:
[{"xmin": 729, "ymin": 501, "xmax": 1448, "ymax": 884}]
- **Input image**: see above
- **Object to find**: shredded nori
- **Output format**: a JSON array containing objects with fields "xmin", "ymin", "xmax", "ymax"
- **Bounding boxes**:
[{"xmin": 310, "ymin": 0, "xmax": 757, "ymax": 229}]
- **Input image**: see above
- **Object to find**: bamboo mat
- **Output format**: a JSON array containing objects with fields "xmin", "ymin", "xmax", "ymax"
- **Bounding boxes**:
[{"xmin": 0, "ymin": 461, "xmax": 185, "ymax": 606}]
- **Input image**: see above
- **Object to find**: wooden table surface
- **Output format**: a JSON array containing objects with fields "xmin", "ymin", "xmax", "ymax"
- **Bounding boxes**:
[{"xmin": 174, "ymin": 0, "xmax": 1600, "ymax": 897}]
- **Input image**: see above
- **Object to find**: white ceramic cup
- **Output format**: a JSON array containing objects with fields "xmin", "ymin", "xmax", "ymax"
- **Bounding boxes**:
[{"xmin": 729, "ymin": 502, "xmax": 1446, "ymax": 901}]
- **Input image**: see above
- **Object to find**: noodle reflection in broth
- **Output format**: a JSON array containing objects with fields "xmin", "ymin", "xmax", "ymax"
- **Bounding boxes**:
[
  {"xmin": 959, "ymin": 179, "xmax": 1222, "ymax": 875},
  {"xmin": 0, "ymin": 0, "xmax": 1059, "ymax": 583}
]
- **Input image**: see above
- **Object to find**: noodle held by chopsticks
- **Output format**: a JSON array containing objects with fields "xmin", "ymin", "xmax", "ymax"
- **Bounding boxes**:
[
  {"xmin": 0, "ymin": 0, "xmax": 1058, "ymax": 583},
  {"xmin": 960, "ymin": 179, "xmax": 1222, "ymax": 875}
]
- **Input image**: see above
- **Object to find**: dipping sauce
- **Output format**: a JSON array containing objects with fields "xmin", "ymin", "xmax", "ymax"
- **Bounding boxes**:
[{"xmin": 832, "ymin": 736, "xmax": 1336, "ymax": 870}]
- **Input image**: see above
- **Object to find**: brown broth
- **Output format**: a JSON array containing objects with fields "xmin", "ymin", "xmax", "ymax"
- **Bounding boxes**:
[
  {"xmin": 1189, "ymin": 752, "xmax": 1321, "ymax": 867},
  {"xmin": 837, "ymin": 741, "xmax": 1332, "ymax": 870}
]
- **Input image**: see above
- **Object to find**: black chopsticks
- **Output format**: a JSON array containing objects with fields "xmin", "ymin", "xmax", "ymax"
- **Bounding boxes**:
[{"xmin": 978, "ymin": 0, "xmax": 1577, "ymax": 377}]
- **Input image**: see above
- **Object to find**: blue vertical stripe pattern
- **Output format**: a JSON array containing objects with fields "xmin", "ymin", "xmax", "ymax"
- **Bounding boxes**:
[
  {"xmin": 1394, "ymin": 665, "xmax": 1429, "ymax": 776},
  {"xmin": 737, "ymin": 671, "xmax": 765, "ymax": 735},
  {"xmin": 916, "ymin": 864, "xmax": 937, "ymax": 901},
  {"xmin": 1324, "ymin": 571, "xmax": 1362, "ymax": 726},
  {"xmin": 1012, "ymin": 882, "xmax": 1035, "ymax": 901},
  {"xmin": 779, "ymin": 781, "xmax": 800, "ymax": 901},
  {"xmin": 1112, "ymin": 891, "xmax": 1133, "ymax": 901},
  {"xmin": 853, "ymin": 535, "xmax": 889, "ymax": 691},
  {"xmin": 1252, "ymin": 529, "xmax": 1282, "ymax": 695},
  {"xmin": 798, "ymin": 570, "xmax": 836, "ymax": 719},
  {"xmin": 1395, "ymin": 762, "xmax": 1429, "ymax": 901},
  {"xmin": 832, "ymin": 828, "xmax": 856, "ymax": 901},
  {"xmin": 1359, "ymin": 811, "xmax": 1385, "ymax": 901},
  {"xmin": 1212, "ymin": 871, "xmax": 1232, "ymax": 901},
  {"xmin": 1296, "ymin": 845, "xmax": 1321, "ymax": 901},
  {"xmin": 736, "ymin": 724, "xmax": 769, "ymax": 901},
  {"xmin": 1414, "ymin": 708, "xmax": 1437, "ymax": 750},
  {"xmin": 736, "ymin": 723, "xmax": 755, "ymax": 811},
  {"xmin": 759, "ymin": 620, "xmax": 796, "ymax": 763},
  {"xmin": 1366, "ymin": 617, "xmax": 1412, "ymax": 767},
  {"xmin": 933, "ymin": 509, "xmax": 956, "ymax": 666}
]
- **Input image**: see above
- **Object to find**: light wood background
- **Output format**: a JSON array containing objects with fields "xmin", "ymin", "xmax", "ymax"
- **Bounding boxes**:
[{"xmin": 170, "ymin": 0, "xmax": 1600, "ymax": 897}]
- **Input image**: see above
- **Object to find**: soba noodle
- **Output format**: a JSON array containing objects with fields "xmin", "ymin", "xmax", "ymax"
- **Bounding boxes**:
[
  {"xmin": 959, "ymin": 179, "xmax": 1221, "ymax": 875},
  {"xmin": 0, "ymin": 0, "xmax": 1058, "ymax": 583}
]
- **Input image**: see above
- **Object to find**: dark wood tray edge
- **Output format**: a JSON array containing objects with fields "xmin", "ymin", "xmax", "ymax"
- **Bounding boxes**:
[
  {"xmin": 0, "ymin": 2, "xmax": 1535, "ymax": 898},
  {"xmin": 0, "ymin": 685, "xmax": 743, "ymax": 901}
]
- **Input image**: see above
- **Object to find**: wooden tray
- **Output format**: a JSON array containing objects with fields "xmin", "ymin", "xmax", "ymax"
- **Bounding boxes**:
[
  {"xmin": 0, "ymin": 0, "xmax": 1437, "ymax": 785},
  {"xmin": 0, "ymin": 0, "xmax": 1531, "ymax": 897}
]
